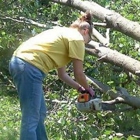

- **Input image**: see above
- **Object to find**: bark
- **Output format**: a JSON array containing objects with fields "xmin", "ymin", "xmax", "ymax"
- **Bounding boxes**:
[
  {"xmin": 86, "ymin": 41, "xmax": 140, "ymax": 77},
  {"xmin": 105, "ymin": 13, "xmax": 140, "ymax": 41},
  {"xmin": 52, "ymin": 0, "xmax": 140, "ymax": 42}
]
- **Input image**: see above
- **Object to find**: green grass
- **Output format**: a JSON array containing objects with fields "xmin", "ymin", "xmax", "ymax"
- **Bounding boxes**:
[
  {"xmin": 0, "ymin": 91, "xmax": 20, "ymax": 140},
  {"xmin": 1, "ymin": 90, "xmax": 140, "ymax": 140}
]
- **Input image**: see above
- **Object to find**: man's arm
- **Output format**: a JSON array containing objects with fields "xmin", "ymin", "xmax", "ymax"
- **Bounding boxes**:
[
  {"xmin": 57, "ymin": 66, "xmax": 80, "ymax": 90},
  {"xmin": 72, "ymin": 59, "xmax": 95, "ymax": 96},
  {"xmin": 57, "ymin": 59, "xmax": 95, "ymax": 96},
  {"xmin": 57, "ymin": 59, "xmax": 90, "ymax": 90},
  {"xmin": 72, "ymin": 59, "xmax": 89, "ymax": 89}
]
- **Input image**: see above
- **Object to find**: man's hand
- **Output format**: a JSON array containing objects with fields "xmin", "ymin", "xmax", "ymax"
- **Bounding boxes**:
[
  {"xmin": 86, "ymin": 87, "xmax": 95, "ymax": 97},
  {"xmin": 78, "ymin": 86, "xmax": 95, "ymax": 97}
]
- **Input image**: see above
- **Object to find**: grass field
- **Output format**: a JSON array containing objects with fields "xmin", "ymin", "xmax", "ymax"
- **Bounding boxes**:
[
  {"xmin": 0, "ymin": 91, "xmax": 20, "ymax": 140},
  {"xmin": 1, "ymin": 90, "xmax": 140, "ymax": 140}
]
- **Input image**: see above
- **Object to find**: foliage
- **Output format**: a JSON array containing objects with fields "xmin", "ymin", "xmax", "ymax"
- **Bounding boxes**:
[
  {"xmin": 1, "ymin": 89, "xmax": 140, "ymax": 140},
  {"xmin": 0, "ymin": 0, "xmax": 140, "ymax": 139}
]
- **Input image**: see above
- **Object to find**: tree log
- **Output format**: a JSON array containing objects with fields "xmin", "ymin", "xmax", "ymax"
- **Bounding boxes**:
[
  {"xmin": 86, "ymin": 41, "xmax": 140, "ymax": 77},
  {"xmin": 52, "ymin": 0, "xmax": 140, "ymax": 41}
]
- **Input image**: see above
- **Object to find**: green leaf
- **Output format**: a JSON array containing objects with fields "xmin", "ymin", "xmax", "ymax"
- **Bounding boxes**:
[{"xmin": 1, "ymin": 31, "xmax": 5, "ymax": 35}]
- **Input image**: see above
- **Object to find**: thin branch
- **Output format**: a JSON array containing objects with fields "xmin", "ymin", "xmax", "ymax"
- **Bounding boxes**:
[
  {"xmin": 92, "ymin": 28, "xmax": 110, "ymax": 46},
  {"xmin": 105, "ymin": 28, "xmax": 110, "ymax": 45},
  {"xmin": 52, "ymin": 99, "xmax": 68, "ymax": 104},
  {"xmin": 0, "ymin": 15, "xmax": 60, "ymax": 28},
  {"xmin": 93, "ymin": 22, "xmax": 107, "ymax": 27}
]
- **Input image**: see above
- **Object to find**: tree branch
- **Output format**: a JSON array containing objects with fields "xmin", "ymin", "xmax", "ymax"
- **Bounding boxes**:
[
  {"xmin": 86, "ymin": 76, "xmax": 140, "ymax": 109},
  {"xmin": 0, "ymin": 15, "xmax": 60, "ymax": 28},
  {"xmin": 86, "ymin": 41, "xmax": 140, "ymax": 77},
  {"xmin": 52, "ymin": 0, "xmax": 140, "ymax": 41}
]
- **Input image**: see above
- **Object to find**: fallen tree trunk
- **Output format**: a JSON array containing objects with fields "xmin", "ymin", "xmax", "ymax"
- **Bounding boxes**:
[
  {"xmin": 52, "ymin": 0, "xmax": 140, "ymax": 42},
  {"xmin": 86, "ymin": 41, "xmax": 140, "ymax": 77}
]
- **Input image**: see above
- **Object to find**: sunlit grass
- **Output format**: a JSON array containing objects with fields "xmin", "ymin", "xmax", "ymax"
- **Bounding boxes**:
[{"xmin": 0, "ymin": 91, "xmax": 20, "ymax": 140}]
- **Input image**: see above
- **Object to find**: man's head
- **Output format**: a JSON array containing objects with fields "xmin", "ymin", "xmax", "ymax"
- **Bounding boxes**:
[
  {"xmin": 70, "ymin": 11, "xmax": 93, "ymax": 44},
  {"xmin": 79, "ymin": 21, "xmax": 93, "ymax": 43}
]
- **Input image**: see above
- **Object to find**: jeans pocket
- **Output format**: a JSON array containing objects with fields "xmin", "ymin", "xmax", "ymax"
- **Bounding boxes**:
[{"xmin": 9, "ymin": 57, "xmax": 25, "ymax": 77}]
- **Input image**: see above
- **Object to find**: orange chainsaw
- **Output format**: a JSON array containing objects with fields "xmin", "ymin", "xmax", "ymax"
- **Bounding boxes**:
[{"xmin": 76, "ymin": 92, "xmax": 102, "ymax": 112}]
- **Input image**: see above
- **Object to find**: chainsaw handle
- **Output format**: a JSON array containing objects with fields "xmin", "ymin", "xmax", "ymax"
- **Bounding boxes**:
[
  {"xmin": 77, "ymin": 86, "xmax": 85, "ymax": 93},
  {"xmin": 78, "ymin": 86, "xmax": 96, "ymax": 98},
  {"xmin": 85, "ymin": 88, "xmax": 95, "ymax": 97}
]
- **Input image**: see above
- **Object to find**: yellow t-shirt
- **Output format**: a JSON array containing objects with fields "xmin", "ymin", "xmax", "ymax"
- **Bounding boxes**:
[{"xmin": 13, "ymin": 27, "xmax": 85, "ymax": 73}]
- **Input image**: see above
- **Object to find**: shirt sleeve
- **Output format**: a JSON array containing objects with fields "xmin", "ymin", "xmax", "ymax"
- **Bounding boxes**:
[{"xmin": 68, "ymin": 40, "xmax": 85, "ymax": 61}]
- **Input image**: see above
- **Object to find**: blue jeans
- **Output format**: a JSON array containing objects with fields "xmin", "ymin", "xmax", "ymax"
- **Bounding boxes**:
[{"xmin": 9, "ymin": 56, "xmax": 48, "ymax": 140}]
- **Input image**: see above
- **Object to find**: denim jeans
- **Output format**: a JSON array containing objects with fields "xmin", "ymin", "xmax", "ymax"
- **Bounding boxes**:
[{"xmin": 9, "ymin": 56, "xmax": 48, "ymax": 140}]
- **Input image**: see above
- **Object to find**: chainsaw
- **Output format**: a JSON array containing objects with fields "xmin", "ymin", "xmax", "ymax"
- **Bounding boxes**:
[{"xmin": 76, "ymin": 91, "xmax": 102, "ymax": 112}]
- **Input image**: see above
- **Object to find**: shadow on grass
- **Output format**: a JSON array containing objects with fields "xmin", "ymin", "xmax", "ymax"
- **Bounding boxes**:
[{"xmin": 0, "ymin": 128, "xmax": 19, "ymax": 140}]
